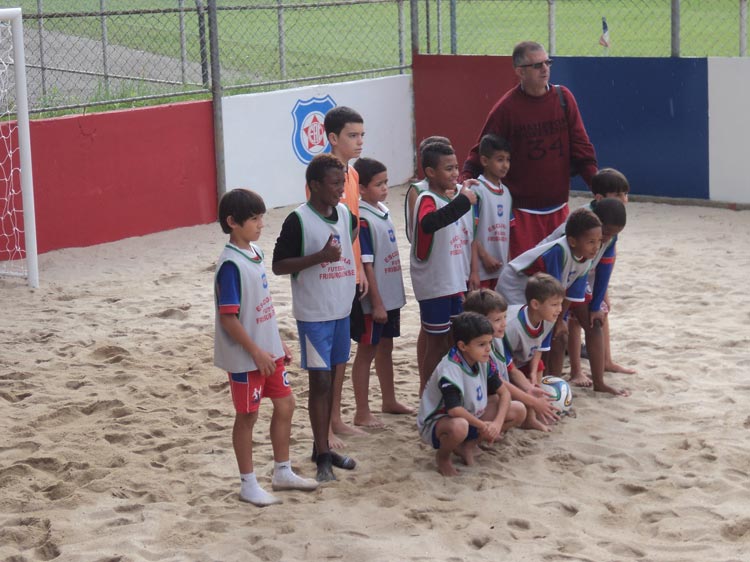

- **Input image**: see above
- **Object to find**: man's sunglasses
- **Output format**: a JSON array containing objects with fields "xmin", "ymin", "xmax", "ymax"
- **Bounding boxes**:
[{"xmin": 517, "ymin": 59, "xmax": 553, "ymax": 69}]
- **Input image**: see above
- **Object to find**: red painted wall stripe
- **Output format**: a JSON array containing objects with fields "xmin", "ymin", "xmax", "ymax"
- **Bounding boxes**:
[
  {"xmin": 27, "ymin": 100, "xmax": 216, "ymax": 254},
  {"xmin": 412, "ymin": 54, "xmax": 517, "ymax": 174}
]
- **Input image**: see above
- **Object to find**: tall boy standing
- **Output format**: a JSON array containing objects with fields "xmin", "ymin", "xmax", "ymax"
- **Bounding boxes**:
[
  {"xmin": 320, "ymin": 106, "xmax": 369, "ymax": 444},
  {"xmin": 273, "ymin": 154, "xmax": 358, "ymax": 482}
]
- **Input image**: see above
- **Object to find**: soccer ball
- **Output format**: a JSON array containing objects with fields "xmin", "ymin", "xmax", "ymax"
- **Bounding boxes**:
[{"xmin": 540, "ymin": 376, "xmax": 573, "ymax": 413}]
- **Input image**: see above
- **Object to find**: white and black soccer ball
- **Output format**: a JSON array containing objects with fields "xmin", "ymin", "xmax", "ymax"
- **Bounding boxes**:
[{"xmin": 540, "ymin": 376, "xmax": 573, "ymax": 414}]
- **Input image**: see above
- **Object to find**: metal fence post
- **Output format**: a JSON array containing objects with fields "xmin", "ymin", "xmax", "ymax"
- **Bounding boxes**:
[
  {"xmin": 207, "ymin": 0, "xmax": 226, "ymax": 198},
  {"xmin": 449, "ymin": 0, "xmax": 457, "ymax": 54},
  {"xmin": 548, "ymin": 0, "xmax": 556, "ymax": 56},
  {"xmin": 671, "ymin": 0, "xmax": 680, "ymax": 57},
  {"xmin": 277, "ymin": 0, "xmax": 286, "ymax": 79},
  {"xmin": 398, "ymin": 0, "xmax": 405, "ymax": 72},
  {"xmin": 741, "ymin": 0, "xmax": 747, "ymax": 56},
  {"xmin": 100, "ymin": 0, "xmax": 110, "ymax": 95},
  {"xmin": 196, "ymin": 0, "xmax": 209, "ymax": 88},
  {"xmin": 410, "ymin": 0, "xmax": 419, "ymax": 56},
  {"xmin": 437, "ymin": 0, "xmax": 442, "ymax": 54},
  {"xmin": 179, "ymin": 0, "xmax": 187, "ymax": 84},
  {"xmin": 425, "ymin": 0, "xmax": 431, "ymax": 53},
  {"xmin": 35, "ymin": 0, "xmax": 46, "ymax": 97}
]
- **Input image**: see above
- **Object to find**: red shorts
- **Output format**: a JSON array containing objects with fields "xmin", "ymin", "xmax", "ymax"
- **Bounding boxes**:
[
  {"xmin": 228, "ymin": 357, "xmax": 291, "ymax": 414},
  {"xmin": 479, "ymin": 278, "xmax": 498, "ymax": 290},
  {"xmin": 568, "ymin": 291, "xmax": 593, "ymax": 310},
  {"xmin": 509, "ymin": 205, "xmax": 570, "ymax": 260}
]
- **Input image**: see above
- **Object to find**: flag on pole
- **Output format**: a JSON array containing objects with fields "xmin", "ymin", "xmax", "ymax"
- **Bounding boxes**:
[{"xmin": 599, "ymin": 16, "xmax": 611, "ymax": 48}]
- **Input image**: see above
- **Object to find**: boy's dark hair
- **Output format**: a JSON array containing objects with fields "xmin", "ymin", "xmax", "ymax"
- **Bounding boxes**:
[
  {"xmin": 421, "ymin": 141, "xmax": 455, "ymax": 173},
  {"xmin": 591, "ymin": 168, "xmax": 630, "ymax": 196},
  {"xmin": 525, "ymin": 272, "xmax": 565, "ymax": 304},
  {"xmin": 218, "ymin": 188, "xmax": 266, "ymax": 234},
  {"xmin": 565, "ymin": 208, "xmax": 602, "ymax": 238},
  {"xmin": 479, "ymin": 134, "xmax": 512, "ymax": 158},
  {"xmin": 353, "ymin": 157, "xmax": 387, "ymax": 188},
  {"xmin": 591, "ymin": 197, "xmax": 627, "ymax": 228},
  {"xmin": 451, "ymin": 312, "xmax": 493, "ymax": 346},
  {"xmin": 306, "ymin": 153, "xmax": 345, "ymax": 186},
  {"xmin": 463, "ymin": 289, "xmax": 508, "ymax": 316},
  {"xmin": 324, "ymin": 106, "xmax": 363, "ymax": 137},
  {"xmin": 418, "ymin": 135, "xmax": 452, "ymax": 152}
]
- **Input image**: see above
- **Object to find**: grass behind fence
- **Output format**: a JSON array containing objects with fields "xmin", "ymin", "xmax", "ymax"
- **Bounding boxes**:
[{"xmin": 1, "ymin": 0, "xmax": 746, "ymax": 114}]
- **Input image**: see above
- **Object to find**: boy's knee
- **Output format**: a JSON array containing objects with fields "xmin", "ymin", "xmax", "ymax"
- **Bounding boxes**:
[
  {"xmin": 273, "ymin": 394, "xmax": 295, "ymax": 417},
  {"xmin": 308, "ymin": 372, "xmax": 333, "ymax": 394},
  {"xmin": 445, "ymin": 417, "xmax": 470, "ymax": 440},
  {"xmin": 510, "ymin": 401, "xmax": 527, "ymax": 423},
  {"xmin": 235, "ymin": 411, "xmax": 258, "ymax": 429}
]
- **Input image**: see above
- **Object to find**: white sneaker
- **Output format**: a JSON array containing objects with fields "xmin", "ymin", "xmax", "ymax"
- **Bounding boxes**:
[
  {"xmin": 239, "ymin": 486, "xmax": 282, "ymax": 507},
  {"xmin": 272, "ymin": 469, "xmax": 319, "ymax": 491}
]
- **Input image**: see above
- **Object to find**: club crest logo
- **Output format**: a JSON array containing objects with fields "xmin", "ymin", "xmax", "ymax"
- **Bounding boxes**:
[
  {"xmin": 476, "ymin": 385, "xmax": 484, "ymax": 401},
  {"xmin": 388, "ymin": 229, "xmax": 396, "ymax": 243},
  {"xmin": 261, "ymin": 272, "xmax": 268, "ymax": 289},
  {"xmin": 497, "ymin": 204, "xmax": 504, "ymax": 218},
  {"xmin": 291, "ymin": 95, "xmax": 336, "ymax": 164}
]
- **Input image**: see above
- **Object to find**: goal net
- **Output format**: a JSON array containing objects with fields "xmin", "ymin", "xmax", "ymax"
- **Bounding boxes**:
[{"xmin": 0, "ymin": 8, "xmax": 37, "ymax": 288}]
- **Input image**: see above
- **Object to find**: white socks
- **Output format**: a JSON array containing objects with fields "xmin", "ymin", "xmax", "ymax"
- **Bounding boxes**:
[
  {"xmin": 272, "ymin": 461, "xmax": 319, "ymax": 491},
  {"xmin": 239, "ymin": 464, "xmax": 319, "ymax": 505},
  {"xmin": 239, "ymin": 472, "xmax": 281, "ymax": 506}
]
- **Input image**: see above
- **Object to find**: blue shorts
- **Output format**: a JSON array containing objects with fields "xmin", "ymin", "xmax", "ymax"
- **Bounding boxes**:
[
  {"xmin": 297, "ymin": 317, "xmax": 351, "ymax": 371},
  {"xmin": 352, "ymin": 309, "xmax": 401, "ymax": 345},
  {"xmin": 419, "ymin": 295, "xmax": 463, "ymax": 334},
  {"xmin": 431, "ymin": 423, "xmax": 479, "ymax": 449}
]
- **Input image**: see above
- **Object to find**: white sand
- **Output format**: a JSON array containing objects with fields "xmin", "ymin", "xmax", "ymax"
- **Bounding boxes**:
[{"xmin": 1, "ymin": 187, "xmax": 749, "ymax": 561}]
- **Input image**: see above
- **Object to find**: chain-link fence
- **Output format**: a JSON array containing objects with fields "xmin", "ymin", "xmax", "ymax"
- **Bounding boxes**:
[
  {"xmin": 1, "ymin": 0, "xmax": 747, "ymax": 115},
  {"xmin": 418, "ymin": 0, "xmax": 749, "ymax": 58}
]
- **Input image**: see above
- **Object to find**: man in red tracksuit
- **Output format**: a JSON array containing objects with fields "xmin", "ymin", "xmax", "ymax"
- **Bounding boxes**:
[{"xmin": 461, "ymin": 41, "xmax": 598, "ymax": 260}]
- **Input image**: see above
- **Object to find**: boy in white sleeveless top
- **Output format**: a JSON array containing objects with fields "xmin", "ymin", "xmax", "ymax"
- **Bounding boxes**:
[
  {"xmin": 417, "ymin": 312, "xmax": 522, "ymax": 477},
  {"xmin": 273, "ymin": 155, "xmax": 358, "ymax": 482},
  {"xmin": 464, "ymin": 289, "xmax": 561, "ymax": 432},
  {"xmin": 503, "ymin": 273, "xmax": 564, "ymax": 387},
  {"xmin": 214, "ymin": 189, "xmax": 318, "ymax": 505},
  {"xmin": 496, "ymin": 208, "xmax": 602, "ymax": 376},
  {"xmin": 473, "ymin": 134, "xmax": 513, "ymax": 289},
  {"xmin": 410, "ymin": 143, "xmax": 478, "ymax": 395},
  {"xmin": 350, "ymin": 158, "xmax": 412, "ymax": 428}
]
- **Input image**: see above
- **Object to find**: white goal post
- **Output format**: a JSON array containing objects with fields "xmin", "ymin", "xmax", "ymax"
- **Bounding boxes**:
[{"xmin": 0, "ymin": 7, "xmax": 38, "ymax": 288}]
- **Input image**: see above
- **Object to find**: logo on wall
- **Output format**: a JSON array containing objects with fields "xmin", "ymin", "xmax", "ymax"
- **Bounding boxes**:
[{"xmin": 291, "ymin": 95, "xmax": 336, "ymax": 164}]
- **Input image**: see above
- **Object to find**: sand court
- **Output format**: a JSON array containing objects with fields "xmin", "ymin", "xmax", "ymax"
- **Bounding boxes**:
[{"xmin": 1, "ymin": 187, "xmax": 749, "ymax": 561}]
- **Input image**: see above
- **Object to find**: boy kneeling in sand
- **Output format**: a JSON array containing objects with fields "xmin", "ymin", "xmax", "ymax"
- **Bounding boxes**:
[
  {"xmin": 214, "ymin": 189, "xmax": 318, "ymax": 505},
  {"xmin": 417, "ymin": 312, "xmax": 524, "ymax": 476}
]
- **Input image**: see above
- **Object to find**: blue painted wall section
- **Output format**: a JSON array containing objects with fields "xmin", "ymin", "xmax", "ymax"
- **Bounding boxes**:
[{"xmin": 553, "ymin": 57, "xmax": 709, "ymax": 199}]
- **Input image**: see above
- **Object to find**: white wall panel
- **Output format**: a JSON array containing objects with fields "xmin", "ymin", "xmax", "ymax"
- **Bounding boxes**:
[
  {"xmin": 708, "ymin": 58, "xmax": 750, "ymax": 204},
  {"xmin": 223, "ymin": 75, "xmax": 414, "ymax": 209}
]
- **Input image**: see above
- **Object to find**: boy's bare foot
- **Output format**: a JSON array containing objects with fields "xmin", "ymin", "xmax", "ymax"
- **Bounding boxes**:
[
  {"xmin": 436, "ymin": 453, "xmax": 459, "ymax": 477},
  {"xmin": 331, "ymin": 420, "xmax": 367, "ymax": 437},
  {"xmin": 353, "ymin": 412, "xmax": 386, "ymax": 428},
  {"xmin": 328, "ymin": 431, "xmax": 345, "ymax": 449},
  {"xmin": 381, "ymin": 401, "xmax": 414, "ymax": 415},
  {"xmin": 594, "ymin": 383, "xmax": 631, "ymax": 397},
  {"xmin": 455, "ymin": 441, "xmax": 477, "ymax": 466},
  {"xmin": 605, "ymin": 361, "xmax": 637, "ymax": 374},
  {"xmin": 569, "ymin": 373, "xmax": 593, "ymax": 387}
]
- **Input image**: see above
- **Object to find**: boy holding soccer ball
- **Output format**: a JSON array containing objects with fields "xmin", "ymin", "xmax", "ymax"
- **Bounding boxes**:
[
  {"xmin": 417, "ymin": 312, "xmax": 525, "ymax": 477},
  {"xmin": 463, "ymin": 288, "xmax": 560, "ymax": 431}
]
